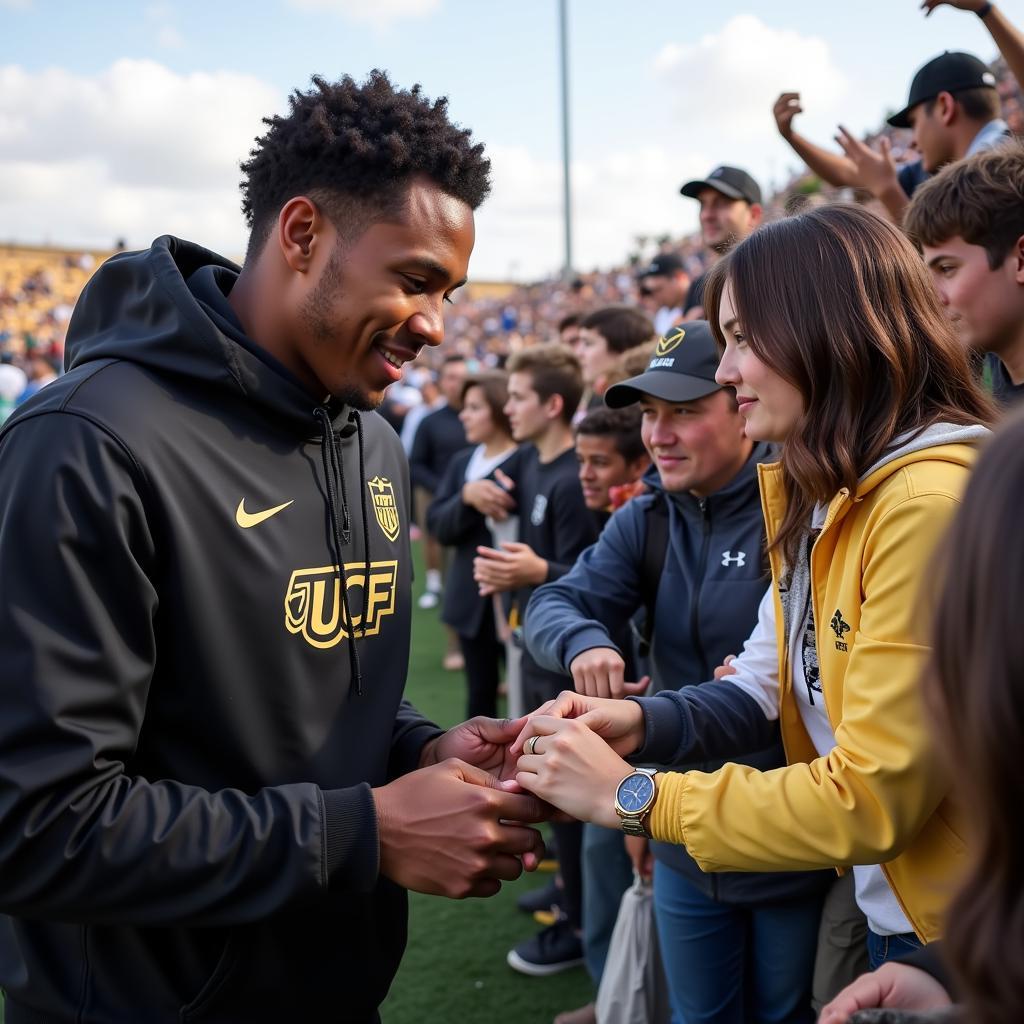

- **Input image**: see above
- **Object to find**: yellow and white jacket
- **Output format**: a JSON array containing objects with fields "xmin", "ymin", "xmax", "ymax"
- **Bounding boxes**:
[{"xmin": 648, "ymin": 424, "xmax": 989, "ymax": 941}]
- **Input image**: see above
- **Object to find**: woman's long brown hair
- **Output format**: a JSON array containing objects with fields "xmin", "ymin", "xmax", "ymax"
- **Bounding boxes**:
[
  {"xmin": 704, "ymin": 203, "xmax": 995, "ymax": 566},
  {"xmin": 926, "ymin": 410, "xmax": 1024, "ymax": 1024}
]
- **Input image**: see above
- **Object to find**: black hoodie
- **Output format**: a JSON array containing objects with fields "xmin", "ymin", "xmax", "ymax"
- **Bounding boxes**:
[{"xmin": 0, "ymin": 237, "xmax": 442, "ymax": 1022}]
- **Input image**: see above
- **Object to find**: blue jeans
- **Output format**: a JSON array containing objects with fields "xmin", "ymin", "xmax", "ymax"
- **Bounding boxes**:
[
  {"xmin": 653, "ymin": 860, "xmax": 822, "ymax": 1024},
  {"xmin": 581, "ymin": 823, "xmax": 634, "ymax": 984},
  {"xmin": 866, "ymin": 929, "xmax": 922, "ymax": 970}
]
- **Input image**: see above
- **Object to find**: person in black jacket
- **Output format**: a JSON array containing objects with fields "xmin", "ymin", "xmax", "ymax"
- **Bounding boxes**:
[
  {"xmin": 520, "ymin": 323, "xmax": 832, "ymax": 1024},
  {"xmin": 410, "ymin": 353, "xmax": 470, "ymax": 612},
  {"xmin": 0, "ymin": 72, "xmax": 548, "ymax": 1024},
  {"xmin": 427, "ymin": 371, "xmax": 517, "ymax": 718}
]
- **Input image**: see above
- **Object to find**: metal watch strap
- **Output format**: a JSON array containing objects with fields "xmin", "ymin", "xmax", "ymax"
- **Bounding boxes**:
[{"xmin": 617, "ymin": 767, "xmax": 657, "ymax": 837}]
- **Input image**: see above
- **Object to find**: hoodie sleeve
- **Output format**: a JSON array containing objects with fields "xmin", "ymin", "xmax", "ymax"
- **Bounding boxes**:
[
  {"xmin": 0, "ymin": 412, "xmax": 377, "ymax": 927},
  {"xmin": 525, "ymin": 503, "xmax": 645, "ymax": 673}
]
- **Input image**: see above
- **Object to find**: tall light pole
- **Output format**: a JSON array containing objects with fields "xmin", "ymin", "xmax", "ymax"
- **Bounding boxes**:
[{"xmin": 558, "ymin": 0, "xmax": 573, "ymax": 281}]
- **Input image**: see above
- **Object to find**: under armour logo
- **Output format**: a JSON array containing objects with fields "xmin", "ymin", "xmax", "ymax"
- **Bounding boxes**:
[
  {"xmin": 721, "ymin": 550, "xmax": 746, "ymax": 567},
  {"xmin": 531, "ymin": 494, "xmax": 548, "ymax": 527}
]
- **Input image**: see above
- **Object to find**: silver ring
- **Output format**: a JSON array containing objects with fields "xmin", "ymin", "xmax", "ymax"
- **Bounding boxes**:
[{"xmin": 525, "ymin": 735, "xmax": 540, "ymax": 756}]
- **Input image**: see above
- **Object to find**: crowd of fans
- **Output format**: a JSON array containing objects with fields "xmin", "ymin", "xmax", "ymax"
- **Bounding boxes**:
[{"xmin": 3, "ymin": 4, "xmax": 1024, "ymax": 1022}]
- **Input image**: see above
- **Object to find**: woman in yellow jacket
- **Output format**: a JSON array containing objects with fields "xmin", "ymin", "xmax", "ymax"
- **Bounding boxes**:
[{"xmin": 514, "ymin": 204, "xmax": 995, "ymax": 969}]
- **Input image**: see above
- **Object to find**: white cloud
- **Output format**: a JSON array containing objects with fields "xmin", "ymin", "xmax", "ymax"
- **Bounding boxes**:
[
  {"xmin": 0, "ymin": 61, "xmax": 281, "ymax": 256},
  {"xmin": 0, "ymin": 0, "xmax": 32, "ymax": 9},
  {"xmin": 471, "ymin": 144, "xmax": 709, "ymax": 281},
  {"xmin": 156, "ymin": 25, "xmax": 184, "ymax": 49},
  {"xmin": 652, "ymin": 15, "xmax": 849, "ymax": 191},
  {"xmin": 285, "ymin": 0, "xmax": 439, "ymax": 30}
]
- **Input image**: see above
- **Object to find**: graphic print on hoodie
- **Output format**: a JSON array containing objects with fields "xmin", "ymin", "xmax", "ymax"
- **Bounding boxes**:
[{"xmin": 0, "ymin": 237, "xmax": 442, "ymax": 1023}]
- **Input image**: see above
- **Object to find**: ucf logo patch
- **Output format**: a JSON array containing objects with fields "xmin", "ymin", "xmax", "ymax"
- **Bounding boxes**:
[
  {"xmin": 285, "ymin": 560, "xmax": 398, "ymax": 649},
  {"xmin": 368, "ymin": 476, "xmax": 401, "ymax": 542}
]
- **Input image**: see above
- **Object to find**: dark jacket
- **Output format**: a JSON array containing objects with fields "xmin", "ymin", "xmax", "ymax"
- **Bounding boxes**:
[
  {"xmin": 0, "ymin": 236, "xmax": 442, "ymax": 1022},
  {"xmin": 525, "ymin": 446, "xmax": 831, "ymax": 904},
  {"xmin": 409, "ymin": 403, "xmax": 469, "ymax": 494},
  {"xmin": 427, "ymin": 446, "xmax": 509, "ymax": 638}
]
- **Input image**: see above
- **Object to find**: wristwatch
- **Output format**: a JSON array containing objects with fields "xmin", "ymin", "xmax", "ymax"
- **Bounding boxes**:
[{"xmin": 614, "ymin": 767, "xmax": 658, "ymax": 837}]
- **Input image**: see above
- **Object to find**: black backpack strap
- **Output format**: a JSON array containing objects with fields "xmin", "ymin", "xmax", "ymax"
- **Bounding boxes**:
[{"xmin": 636, "ymin": 493, "xmax": 669, "ymax": 658}]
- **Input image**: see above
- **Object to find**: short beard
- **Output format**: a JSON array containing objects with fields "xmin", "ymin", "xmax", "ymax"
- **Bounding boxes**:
[{"xmin": 299, "ymin": 242, "xmax": 379, "ymax": 411}]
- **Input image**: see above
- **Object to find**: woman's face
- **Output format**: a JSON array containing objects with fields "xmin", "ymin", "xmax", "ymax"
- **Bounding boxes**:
[
  {"xmin": 574, "ymin": 328, "xmax": 614, "ymax": 386},
  {"xmin": 715, "ymin": 282, "xmax": 805, "ymax": 443},
  {"xmin": 458, "ymin": 384, "xmax": 497, "ymax": 445}
]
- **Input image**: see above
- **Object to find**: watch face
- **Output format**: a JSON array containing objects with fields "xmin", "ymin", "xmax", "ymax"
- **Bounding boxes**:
[{"xmin": 616, "ymin": 772, "xmax": 655, "ymax": 813}]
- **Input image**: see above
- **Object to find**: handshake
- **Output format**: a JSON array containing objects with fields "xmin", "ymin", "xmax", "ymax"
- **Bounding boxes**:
[{"xmin": 375, "ymin": 655, "xmax": 649, "ymax": 901}]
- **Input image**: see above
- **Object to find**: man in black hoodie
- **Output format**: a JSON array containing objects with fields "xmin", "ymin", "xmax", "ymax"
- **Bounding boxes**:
[{"xmin": 0, "ymin": 72, "xmax": 546, "ymax": 1023}]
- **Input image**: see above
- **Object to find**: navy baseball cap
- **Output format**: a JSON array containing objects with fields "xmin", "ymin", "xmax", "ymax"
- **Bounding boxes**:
[
  {"xmin": 605, "ymin": 322, "xmax": 722, "ymax": 408},
  {"xmin": 887, "ymin": 51, "xmax": 997, "ymax": 128},
  {"xmin": 680, "ymin": 166, "xmax": 762, "ymax": 205},
  {"xmin": 637, "ymin": 252, "xmax": 686, "ymax": 279}
]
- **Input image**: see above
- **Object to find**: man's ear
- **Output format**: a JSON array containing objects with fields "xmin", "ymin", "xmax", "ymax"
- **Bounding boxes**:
[
  {"xmin": 626, "ymin": 455, "xmax": 651, "ymax": 482},
  {"xmin": 1013, "ymin": 235, "xmax": 1024, "ymax": 286},
  {"xmin": 544, "ymin": 392, "xmax": 566, "ymax": 423},
  {"xmin": 276, "ymin": 196, "xmax": 329, "ymax": 274},
  {"xmin": 936, "ymin": 91, "xmax": 957, "ymax": 127},
  {"xmin": 748, "ymin": 203, "xmax": 764, "ymax": 229}
]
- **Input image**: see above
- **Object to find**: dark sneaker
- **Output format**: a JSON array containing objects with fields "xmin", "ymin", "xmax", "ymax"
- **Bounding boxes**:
[
  {"xmin": 506, "ymin": 920, "xmax": 584, "ymax": 977},
  {"xmin": 516, "ymin": 878, "xmax": 563, "ymax": 916}
]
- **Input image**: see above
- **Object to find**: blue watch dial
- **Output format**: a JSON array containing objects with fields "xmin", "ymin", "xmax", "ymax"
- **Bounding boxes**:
[{"xmin": 616, "ymin": 773, "xmax": 655, "ymax": 813}]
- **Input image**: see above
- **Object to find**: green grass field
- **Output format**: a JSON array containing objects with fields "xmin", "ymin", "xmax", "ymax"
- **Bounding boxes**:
[
  {"xmin": 0, "ymin": 542, "xmax": 590, "ymax": 1024},
  {"xmin": 381, "ymin": 544, "xmax": 592, "ymax": 1023}
]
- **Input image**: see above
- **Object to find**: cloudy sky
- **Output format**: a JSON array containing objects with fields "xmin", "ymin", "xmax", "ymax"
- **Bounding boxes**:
[{"xmin": 1, "ymin": 0, "xmax": 1016, "ymax": 280}]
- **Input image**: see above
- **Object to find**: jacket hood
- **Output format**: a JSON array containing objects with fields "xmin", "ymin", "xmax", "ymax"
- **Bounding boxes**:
[
  {"xmin": 65, "ymin": 235, "xmax": 354, "ymax": 437},
  {"xmin": 856, "ymin": 421, "xmax": 990, "ymax": 495}
]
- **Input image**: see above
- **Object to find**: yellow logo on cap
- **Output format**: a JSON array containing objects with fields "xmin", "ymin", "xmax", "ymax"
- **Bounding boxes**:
[{"xmin": 656, "ymin": 327, "xmax": 685, "ymax": 357}]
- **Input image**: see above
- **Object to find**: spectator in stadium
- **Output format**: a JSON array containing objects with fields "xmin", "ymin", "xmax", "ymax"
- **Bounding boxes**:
[
  {"xmin": 471, "ymin": 345, "xmax": 598, "ymax": 977},
  {"xmin": 525, "ymin": 323, "xmax": 832, "ymax": 1024},
  {"xmin": 774, "ymin": 45, "xmax": 1010, "ymax": 221},
  {"xmin": 427, "ymin": 371, "xmax": 517, "ymax": 719},
  {"xmin": 0, "ymin": 72, "xmax": 549, "ymax": 1023},
  {"xmin": 514, "ymin": 205, "xmax": 995, "ymax": 988},
  {"xmin": 573, "ymin": 305, "xmax": 655, "ymax": 416},
  {"xmin": 636, "ymin": 252, "xmax": 691, "ymax": 336},
  {"xmin": 905, "ymin": 143, "xmax": 1024, "ymax": 407},
  {"xmin": 409, "ymin": 353, "xmax": 470, "ymax": 616},
  {"xmin": 558, "ymin": 312, "xmax": 583, "ymax": 348},
  {"xmin": 574, "ymin": 406, "xmax": 649, "ymax": 525},
  {"xmin": 821, "ymin": 409, "xmax": 1024, "ymax": 1024},
  {"xmin": 678, "ymin": 166, "xmax": 763, "ymax": 319}
]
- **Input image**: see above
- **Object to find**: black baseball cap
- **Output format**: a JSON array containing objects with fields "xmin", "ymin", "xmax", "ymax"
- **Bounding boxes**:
[
  {"xmin": 887, "ymin": 51, "xmax": 997, "ymax": 128},
  {"xmin": 605, "ymin": 322, "xmax": 722, "ymax": 408},
  {"xmin": 637, "ymin": 252, "xmax": 685, "ymax": 279},
  {"xmin": 680, "ymin": 165, "xmax": 762, "ymax": 205}
]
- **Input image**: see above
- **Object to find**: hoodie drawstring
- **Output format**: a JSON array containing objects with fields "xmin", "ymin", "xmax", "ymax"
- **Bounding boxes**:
[{"xmin": 314, "ymin": 406, "xmax": 368, "ymax": 696}]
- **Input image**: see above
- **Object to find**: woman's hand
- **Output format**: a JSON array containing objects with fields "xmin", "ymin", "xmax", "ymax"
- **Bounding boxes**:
[
  {"xmin": 510, "ymin": 691, "xmax": 646, "ymax": 758},
  {"xmin": 514, "ymin": 715, "xmax": 633, "ymax": 829}
]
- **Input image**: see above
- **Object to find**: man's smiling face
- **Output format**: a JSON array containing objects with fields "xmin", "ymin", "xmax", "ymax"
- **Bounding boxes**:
[{"xmin": 291, "ymin": 177, "xmax": 474, "ymax": 408}]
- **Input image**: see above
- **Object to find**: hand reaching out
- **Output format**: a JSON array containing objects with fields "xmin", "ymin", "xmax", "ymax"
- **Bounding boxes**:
[
  {"xmin": 818, "ymin": 961, "xmax": 953, "ymax": 1022},
  {"xmin": 834, "ymin": 126, "xmax": 900, "ymax": 198},
  {"xmin": 570, "ymin": 647, "xmax": 651, "ymax": 699},
  {"xmin": 773, "ymin": 92, "xmax": 804, "ymax": 139},
  {"xmin": 921, "ymin": 0, "xmax": 987, "ymax": 14}
]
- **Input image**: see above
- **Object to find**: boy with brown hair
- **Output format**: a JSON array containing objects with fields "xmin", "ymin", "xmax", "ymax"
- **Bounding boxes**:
[{"xmin": 905, "ymin": 143, "xmax": 1024, "ymax": 406}]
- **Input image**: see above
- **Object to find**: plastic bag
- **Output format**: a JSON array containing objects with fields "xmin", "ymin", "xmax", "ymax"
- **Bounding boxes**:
[{"xmin": 595, "ymin": 873, "xmax": 671, "ymax": 1024}]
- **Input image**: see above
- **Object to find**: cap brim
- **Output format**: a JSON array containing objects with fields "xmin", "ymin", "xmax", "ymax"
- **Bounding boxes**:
[
  {"xmin": 605, "ymin": 371, "xmax": 721, "ymax": 409},
  {"xmin": 887, "ymin": 105, "xmax": 913, "ymax": 129},
  {"xmin": 680, "ymin": 178, "xmax": 745, "ymax": 201}
]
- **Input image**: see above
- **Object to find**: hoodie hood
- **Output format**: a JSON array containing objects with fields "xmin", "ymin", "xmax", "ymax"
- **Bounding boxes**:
[
  {"xmin": 65, "ymin": 235, "xmax": 353, "ymax": 438},
  {"xmin": 856, "ymin": 421, "xmax": 990, "ymax": 493}
]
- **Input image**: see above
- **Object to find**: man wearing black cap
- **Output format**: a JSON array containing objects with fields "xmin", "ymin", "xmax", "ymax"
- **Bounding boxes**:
[
  {"xmin": 525, "ymin": 323, "xmax": 831, "ymax": 1024},
  {"xmin": 678, "ymin": 165, "xmax": 763, "ymax": 319},
  {"xmin": 636, "ymin": 252, "xmax": 690, "ymax": 336},
  {"xmin": 774, "ymin": 43, "xmax": 1010, "ymax": 221}
]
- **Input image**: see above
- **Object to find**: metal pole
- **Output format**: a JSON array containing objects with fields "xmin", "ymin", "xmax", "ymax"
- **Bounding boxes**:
[{"xmin": 558, "ymin": 0, "xmax": 573, "ymax": 281}]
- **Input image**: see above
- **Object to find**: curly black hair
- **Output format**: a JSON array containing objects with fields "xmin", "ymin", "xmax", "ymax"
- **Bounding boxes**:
[{"xmin": 240, "ymin": 70, "xmax": 491, "ymax": 258}]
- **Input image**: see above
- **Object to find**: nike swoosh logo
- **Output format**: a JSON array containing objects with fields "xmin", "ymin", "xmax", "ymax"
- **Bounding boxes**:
[{"xmin": 235, "ymin": 498, "xmax": 294, "ymax": 529}]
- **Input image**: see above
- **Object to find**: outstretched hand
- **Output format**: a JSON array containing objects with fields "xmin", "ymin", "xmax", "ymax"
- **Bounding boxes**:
[
  {"xmin": 834, "ymin": 126, "xmax": 900, "ymax": 198},
  {"xmin": 570, "ymin": 647, "xmax": 651, "ymax": 699},
  {"xmin": 921, "ymin": 0, "xmax": 987, "ymax": 14},
  {"xmin": 424, "ymin": 715, "xmax": 527, "ymax": 783},
  {"xmin": 373, "ymin": 759, "xmax": 548, "ymax": 899},
  {"xmin": 514, "ymin": 715, "xmax": 632, "ymax": 828},
  {"xmin": 511, "ymin": 690, "xmax": 646, "ymax": 759},
  {"xmin": 818, "ymin": 961, "xmax": 953, "ymax": 1022}
]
